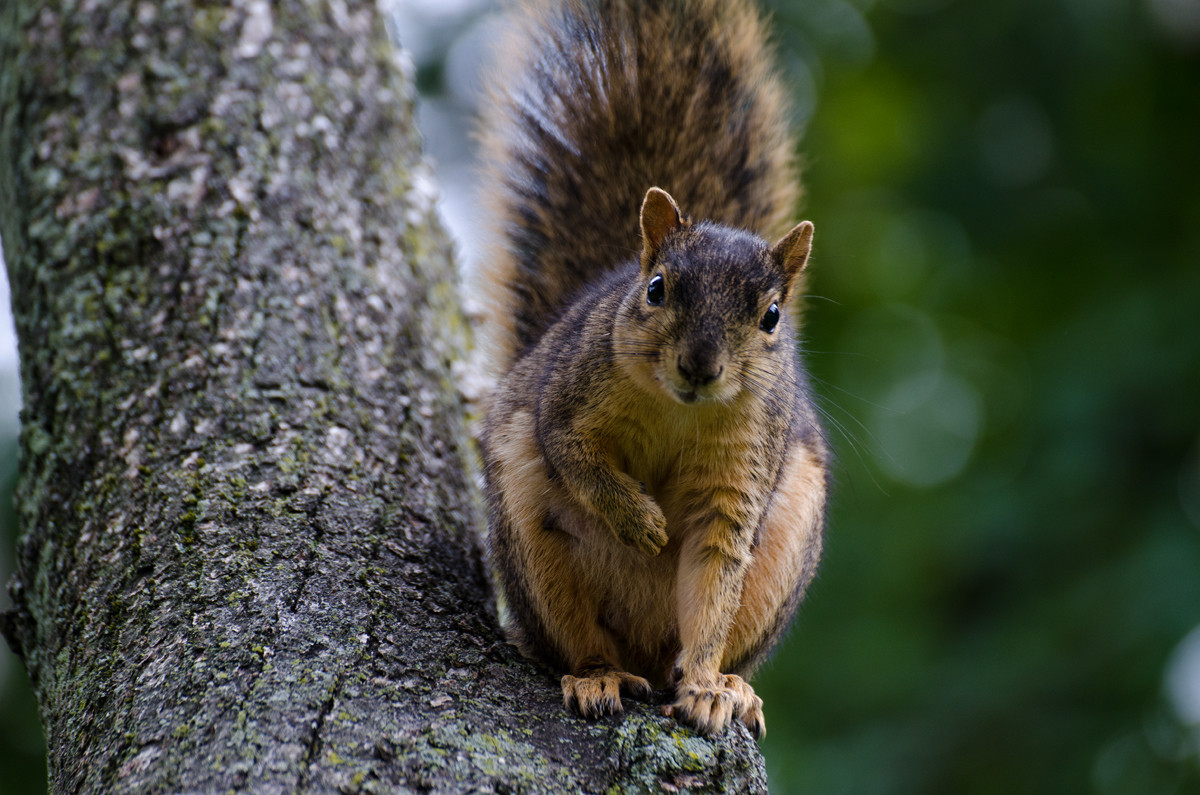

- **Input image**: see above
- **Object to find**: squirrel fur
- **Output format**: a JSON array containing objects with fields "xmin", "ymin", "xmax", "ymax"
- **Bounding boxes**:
[{"xmin": 476, "ymin": 0, "xmax": 828, "ymax": 738}]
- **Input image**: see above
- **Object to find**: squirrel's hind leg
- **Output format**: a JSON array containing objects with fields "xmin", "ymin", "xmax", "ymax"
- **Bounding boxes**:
[
  {"xmin": 721, "ymin": 440, "xmax": 826, "ymax": 676},
  {"xmin": 488, "ymin": 408, "xmax": 652, "ymax": 717},
  {"xmin": 562, "ymin": 659, "xmax": 653, "ymax": 718},
  {"xmin": 497, "ymin": 506, "xmax": 653, "ymax": 717}
]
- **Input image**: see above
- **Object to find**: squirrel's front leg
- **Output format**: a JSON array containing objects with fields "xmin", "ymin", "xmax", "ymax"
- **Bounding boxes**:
[
  {"xmin": 542, "ymin": 426, "xmax": 669, "ymax": 556},
  {"xmin": 666, "ymin": 512, "xmax": 766, "ymax": 738}
]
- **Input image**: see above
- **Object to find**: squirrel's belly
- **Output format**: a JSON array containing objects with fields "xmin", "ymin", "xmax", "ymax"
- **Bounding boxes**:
[{"xmin": 568, "ymin": 516, "xmax": 681, "ymax": 677}]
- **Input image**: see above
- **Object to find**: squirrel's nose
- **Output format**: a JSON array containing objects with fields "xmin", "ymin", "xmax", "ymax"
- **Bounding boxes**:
[{"xmin": 677, "ymin": 354, "xmax": 723, "ymax": 388}]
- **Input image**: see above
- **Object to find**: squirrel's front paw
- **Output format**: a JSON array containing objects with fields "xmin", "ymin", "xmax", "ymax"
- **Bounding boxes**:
[
  {"xmin": 609, "ymin": 494, "xmax": 669, "ymax": 556},
  {"xmin": 663, "ymin": 673, "xmax": 765, "ymax": 738}
]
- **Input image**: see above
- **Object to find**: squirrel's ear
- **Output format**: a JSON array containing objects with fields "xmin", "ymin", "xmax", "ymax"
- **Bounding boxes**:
[
  {"xmin": 640, "ymin": 187, "xmax": 683, "ymax": 272},
  {"xmin": 772, "ymin": 220, "xmax": 814, "ymax": 299}
]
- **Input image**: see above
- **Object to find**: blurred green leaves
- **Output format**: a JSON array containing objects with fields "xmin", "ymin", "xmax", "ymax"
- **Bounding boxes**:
[{"xmin": 759, "ymin": 0, "xmax": 1200, "ymax": 792}]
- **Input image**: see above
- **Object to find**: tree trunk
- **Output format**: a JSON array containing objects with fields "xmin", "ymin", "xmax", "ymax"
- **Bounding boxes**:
[{"xmin": 0, "ymin": 0, "xmax": 768, "ymax": 792}]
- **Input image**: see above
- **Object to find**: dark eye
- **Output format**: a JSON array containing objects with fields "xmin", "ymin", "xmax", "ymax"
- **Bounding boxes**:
[
  {"xmin": 760, "ymin": 302, "xmax": 780, "ymax": 333},
  {"xmin": 646, "ymin": 274, "xmax": 665, "ymax": 306}
]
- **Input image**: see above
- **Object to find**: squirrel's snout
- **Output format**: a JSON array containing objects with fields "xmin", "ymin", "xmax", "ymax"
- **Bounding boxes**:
[{"xmin": 676, "ymin": 353, "xmax": 724, "ymax": 389}]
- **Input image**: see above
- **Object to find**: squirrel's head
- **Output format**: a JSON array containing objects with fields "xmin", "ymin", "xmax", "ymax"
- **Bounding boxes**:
[{"xmin": 614, "ymin": 187, "xmax": 814, "ymax": 406}]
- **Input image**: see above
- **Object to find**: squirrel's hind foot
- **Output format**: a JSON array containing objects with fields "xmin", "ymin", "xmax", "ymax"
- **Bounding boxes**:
[
  {"xmin": 663, "ymin": 673, "xmax": 765, "ymax": 739},
  {"xmin": 561, "ymin": 665, "xmax": 654, "ymax": 718}
]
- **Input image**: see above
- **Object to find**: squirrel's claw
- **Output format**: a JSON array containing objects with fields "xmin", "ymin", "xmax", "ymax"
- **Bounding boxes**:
[{"xmin": 724, "ymin": 674, "xmax": 766, "ymax": 739}]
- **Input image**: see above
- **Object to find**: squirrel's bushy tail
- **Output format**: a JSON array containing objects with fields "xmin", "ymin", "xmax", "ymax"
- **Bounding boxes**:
[{"xmin": 477, "ymin": 0, "xmax": 800, "ymax": 372}]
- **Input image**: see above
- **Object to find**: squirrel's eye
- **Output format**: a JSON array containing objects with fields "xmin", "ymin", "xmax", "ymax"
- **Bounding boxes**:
[
  {"xmin": 646, "ymin": 274, "xmax": 665, "ymax": 306},
  {"xmin": 760, "ymin": 302, "xmax": 780, "ymax": 333}
]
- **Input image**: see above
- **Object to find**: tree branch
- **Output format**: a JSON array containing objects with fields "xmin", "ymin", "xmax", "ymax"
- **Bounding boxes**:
[{"xmin": 0, "ymin": 0, "xmax": 768, "ymax": 791}]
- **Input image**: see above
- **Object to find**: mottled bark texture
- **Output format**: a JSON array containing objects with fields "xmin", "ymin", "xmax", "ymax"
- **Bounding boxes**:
[{"xmin": 0, "ymin": 0, "xmax": 768, "ymax": 792}]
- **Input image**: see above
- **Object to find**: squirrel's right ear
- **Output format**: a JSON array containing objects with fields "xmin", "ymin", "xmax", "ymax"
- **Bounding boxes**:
[{"xmin": 640, "ymin": 187, "xmax": 683, "ymax": 273}]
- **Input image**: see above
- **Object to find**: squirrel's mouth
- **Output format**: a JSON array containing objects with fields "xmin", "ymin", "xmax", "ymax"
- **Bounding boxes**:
[{"xmin": 665, "ymin": 381, "xmax": 726, "ymax": 406}]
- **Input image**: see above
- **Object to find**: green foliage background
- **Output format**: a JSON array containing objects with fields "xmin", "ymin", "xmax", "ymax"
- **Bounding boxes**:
[
  {"xmin": 2, "ymin": 0, "xmax": 1199, "ymax": 792},
  {"xmin": 755, "ymin": 0, "xmax": 1200, "ymax": 793}
]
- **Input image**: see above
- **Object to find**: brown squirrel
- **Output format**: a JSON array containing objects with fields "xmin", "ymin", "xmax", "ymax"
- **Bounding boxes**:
[{"xmin": 475, "ymin": 0, "xmax": 828, "ymax": 738}]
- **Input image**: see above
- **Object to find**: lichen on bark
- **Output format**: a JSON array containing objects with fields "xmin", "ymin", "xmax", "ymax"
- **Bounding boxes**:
[{"xmin": 0, "ymin": 0, "xmax": 769, "ymax": 792}]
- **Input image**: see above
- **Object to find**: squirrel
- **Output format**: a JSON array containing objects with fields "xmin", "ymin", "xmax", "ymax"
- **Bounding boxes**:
[{"xmin": 475, "ymin": 0, "xmax": 828, "ymax": 739}]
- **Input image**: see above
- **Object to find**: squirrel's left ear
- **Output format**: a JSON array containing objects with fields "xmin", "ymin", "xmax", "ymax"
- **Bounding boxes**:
[
  {"xmin": 640, "ymin": 187, "xmax": 684, "ymax": 274},
  {"xmin": 772, "ymin": 220, "xmax": 814, "ymax": 301}
]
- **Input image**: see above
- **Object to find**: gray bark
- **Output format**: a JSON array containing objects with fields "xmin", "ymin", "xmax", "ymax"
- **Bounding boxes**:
[{"xmin": 0, "ymin": 0, "xmax": 768, "ymax": 792}]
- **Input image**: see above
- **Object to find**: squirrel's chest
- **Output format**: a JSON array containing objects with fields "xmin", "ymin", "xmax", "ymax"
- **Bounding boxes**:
[{"xmin": 609, "ymin": 410, "xmax": 773, "ymax": 518}]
